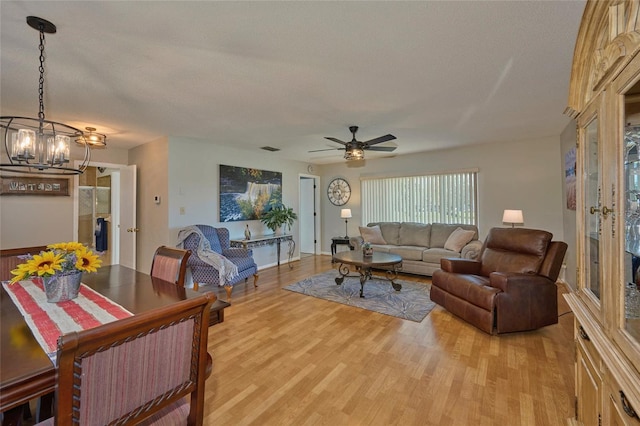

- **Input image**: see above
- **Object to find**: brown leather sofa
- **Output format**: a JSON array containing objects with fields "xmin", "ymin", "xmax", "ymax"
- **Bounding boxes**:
[{"xmin": 430, "ymin": 227, "xmax": 567, "ymax": 334}]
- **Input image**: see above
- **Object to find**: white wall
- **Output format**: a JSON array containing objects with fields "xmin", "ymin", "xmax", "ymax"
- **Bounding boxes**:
[
  {"xmin": 318, "ymin": 135, "xmax": 566, "ymax": 254},
  {"xmin": 0, "ymin": 147, "xmax": 129, "ymax": 249},
  {"xmin": 129, "ymin": 137, "xmax": 170, "ymax": 273},
  {"xmin": 166, "ymin": 137, "xmax": 308, "ymax": 269}
]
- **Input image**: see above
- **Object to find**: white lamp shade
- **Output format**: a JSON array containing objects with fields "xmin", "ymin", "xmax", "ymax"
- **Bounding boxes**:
[
  {"xmin": 340, "ymin": 208, "xmax": 352, "ymax": 219},
  {"xmin": 502, "ymin": 209, "xmax": 524, "ymax": 224}
]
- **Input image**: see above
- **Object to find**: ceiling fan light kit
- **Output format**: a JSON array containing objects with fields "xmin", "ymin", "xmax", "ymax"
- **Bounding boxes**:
[
  {"xmin": 0, "ymin": 16, "xmax": 102, "ymax": 175},
  {"xmin": 344, "ymin": 147, "xmax": 364, "ymax": 161},
  {"xmin": 310, "ymin": 125, "xmax": 397, "ymax": 162}
]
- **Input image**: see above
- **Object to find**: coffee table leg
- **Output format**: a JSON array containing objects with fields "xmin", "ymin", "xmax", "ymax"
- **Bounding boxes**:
[
  {"xmin": 357, "ymin": 266, "xmax": 372, "ymax": 298},
  {"xmin": 386, "ymin": 268, "xmax": 402, "ymax": 292},
  {"xmin": 335, "ymin": 263, "xmax": 349, "ymax": 286},
  {"xmin": 359, "ymin": 272, "xmax": 367, "ymax": 297}
]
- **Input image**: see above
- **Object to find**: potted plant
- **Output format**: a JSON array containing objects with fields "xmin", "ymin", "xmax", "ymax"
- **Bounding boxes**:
[
  {"xmin": 260, "ymin": 204, "xmax": 297, "ymax": 234},
  {"xmin": 9, "ymin": 242, "xmax": 102, "ymax": 302}
]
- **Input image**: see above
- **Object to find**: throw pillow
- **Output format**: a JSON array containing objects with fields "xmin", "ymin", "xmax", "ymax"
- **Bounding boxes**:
[
  {"xmin": 444, "ymin": 227, "xmax": 475, "ymax": 252},
  {"xmin": 359, "ymin": 225, "xmax": 387, "ymax": 244}
]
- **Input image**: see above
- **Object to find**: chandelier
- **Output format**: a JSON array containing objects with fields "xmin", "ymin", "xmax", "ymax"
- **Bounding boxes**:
[
  {"xmin": 0, "ymin": 16, "xmax": 97, "ymax": 175},
  {"xmin": 76, "ymin": 127, "xmax": 107, "ymax": 149}
]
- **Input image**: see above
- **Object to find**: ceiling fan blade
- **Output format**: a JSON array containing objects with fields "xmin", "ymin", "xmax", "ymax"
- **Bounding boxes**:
[
  {"xmin": 363, "ymin": 134, "xmax": 396, "ymax": 146},
  {"xmin": 366, "ymin": 146, "xmax": 396, "ymax": 152},
  {"xmin": 325, "ymin": 137, "xmax": 348, "ymax": 145},
  {"xmin": 309, "ymin": 147, "xmax": 345, "ymax": 153}
]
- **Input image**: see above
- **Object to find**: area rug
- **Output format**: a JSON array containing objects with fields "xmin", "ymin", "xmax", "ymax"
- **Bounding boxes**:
[{"xmin": 283, "ymin": 270, "xmax": 435, "ymax": 322}]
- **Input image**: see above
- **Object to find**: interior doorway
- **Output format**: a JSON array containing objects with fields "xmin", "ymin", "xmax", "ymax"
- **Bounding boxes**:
[
  {"xmin": 299, "ymin": 174, "xmax": 320, "ymax": 256},
  {"xmin": 73, "ymin": 161, "xmax": 137, "ymax": 268},
  {"xmin": 77, "ymin": 166, "xmax": 114, "ymax": 265}
]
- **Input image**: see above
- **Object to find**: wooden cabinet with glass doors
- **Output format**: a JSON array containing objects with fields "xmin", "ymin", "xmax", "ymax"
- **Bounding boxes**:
[{"xmin": 565, "ymin": 1, "xmax": 640, "ymax": 425}]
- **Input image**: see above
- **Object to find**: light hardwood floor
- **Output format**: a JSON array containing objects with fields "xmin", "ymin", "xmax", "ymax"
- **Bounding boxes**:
[{"xmin": 202, "ymin": 255, "xmax": 575, "ymax": 426}]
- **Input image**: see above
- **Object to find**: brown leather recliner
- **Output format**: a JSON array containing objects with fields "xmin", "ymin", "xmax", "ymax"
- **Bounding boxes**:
[{"xmin": 430, "ymin": 227, "xmax": 567, "ymax": 334}]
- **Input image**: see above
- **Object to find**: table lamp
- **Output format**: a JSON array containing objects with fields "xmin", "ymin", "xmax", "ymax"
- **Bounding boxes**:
[
  {"xmin": 341, "ymin": 208, "xmax": 352, "ymax": 238},
  {"xmin": 502, "ymin": 209, "xmax": 524, "ymax": 228}
]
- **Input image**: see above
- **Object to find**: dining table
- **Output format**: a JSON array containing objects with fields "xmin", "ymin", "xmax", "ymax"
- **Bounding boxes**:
[{"xmin": 0, "ymin": 264, "xmax": 227, "ymax": 424}]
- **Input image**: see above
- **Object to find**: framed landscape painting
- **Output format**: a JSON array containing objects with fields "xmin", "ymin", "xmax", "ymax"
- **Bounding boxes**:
[{"xmin": 219, "ymin": 165, "xmax": 282, "ymax": 222}]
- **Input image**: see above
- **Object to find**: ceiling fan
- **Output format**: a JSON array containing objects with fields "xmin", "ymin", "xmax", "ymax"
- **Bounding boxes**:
[{"xmin": 310, "ymin": 126, "xmax": 397, "ymax": 160}]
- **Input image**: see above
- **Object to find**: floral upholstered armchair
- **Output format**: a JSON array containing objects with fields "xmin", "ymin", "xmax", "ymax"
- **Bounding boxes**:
[{"xmin": 177, "ymin": 225, "xmax": 258, "ymax": 300}]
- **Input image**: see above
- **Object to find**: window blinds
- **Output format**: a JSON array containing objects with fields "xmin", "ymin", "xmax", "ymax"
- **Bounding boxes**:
[{"xmin": 361, "ymin": 171, "xmax": 478, "ymax": 225}]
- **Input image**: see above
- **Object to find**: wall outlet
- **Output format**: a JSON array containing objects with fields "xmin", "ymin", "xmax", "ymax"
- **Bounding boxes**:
[{"xmin": 179, "ymin": 207, "xmax": 185, "ymax": 215}]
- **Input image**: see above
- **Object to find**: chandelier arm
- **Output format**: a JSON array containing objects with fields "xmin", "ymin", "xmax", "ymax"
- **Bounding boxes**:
[{"xmin": 3, "ymin": 117, "xmax": 16, "ymax": 166}]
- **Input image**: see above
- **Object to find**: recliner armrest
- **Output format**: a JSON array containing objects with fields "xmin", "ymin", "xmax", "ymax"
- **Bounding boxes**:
[
  {"xmin": 440, "ymin": 258, "xmax": 481, "ymax": 274},
  {"xmin": 489, "ymin": 271, "xmax": 554, "ymax": 292}
]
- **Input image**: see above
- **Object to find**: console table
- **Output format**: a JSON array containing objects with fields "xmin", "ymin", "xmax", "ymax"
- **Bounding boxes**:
[{"xmin": 230, "ymin": 234, "xmax": 295, "ymax": 269}]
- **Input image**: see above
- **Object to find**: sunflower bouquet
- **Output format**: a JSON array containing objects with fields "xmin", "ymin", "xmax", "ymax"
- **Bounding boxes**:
[{"xmin": 9, "ymin": 242, "xmax": 102, "ymax": 284}]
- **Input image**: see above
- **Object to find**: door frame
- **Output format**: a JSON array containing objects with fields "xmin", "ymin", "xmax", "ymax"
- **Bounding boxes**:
[
  {"xmin": 298, "ymin": 173, "xmax": 321, "ymax": 255},
  {"xmin": 73, "ymin": 161, "xmax": 132, "ymax": 266}
]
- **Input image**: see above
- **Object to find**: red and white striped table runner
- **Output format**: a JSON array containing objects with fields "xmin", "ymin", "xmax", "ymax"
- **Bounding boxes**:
[{"xmin": 2, "ymin": 278, "xmax": 132, "ymax": 363}]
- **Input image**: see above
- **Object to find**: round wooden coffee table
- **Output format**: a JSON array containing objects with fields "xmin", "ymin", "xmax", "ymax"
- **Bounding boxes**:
[{"xmin": 332, "ymin": 251, "xmax": 403, "ymax": 297}]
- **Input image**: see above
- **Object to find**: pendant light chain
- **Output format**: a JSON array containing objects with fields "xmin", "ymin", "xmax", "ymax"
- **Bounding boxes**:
[{"xmin": 38, "ymin": 25, "xmax": 46, "ymax": 122}]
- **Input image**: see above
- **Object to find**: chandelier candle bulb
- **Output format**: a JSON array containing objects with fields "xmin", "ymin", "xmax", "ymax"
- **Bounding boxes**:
[
  {"xmin": 48, "ymin": 135, "xmax": 70, "ymax": 164},
  {"xmin": 13, "ymin": 129, "xmax": 36, "ymax": 160}
]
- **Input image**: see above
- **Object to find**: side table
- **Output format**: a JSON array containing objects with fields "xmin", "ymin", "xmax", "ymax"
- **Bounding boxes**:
[{"xmin": 331, "ymin": 236, "xmax": 354, "ymax": 257}]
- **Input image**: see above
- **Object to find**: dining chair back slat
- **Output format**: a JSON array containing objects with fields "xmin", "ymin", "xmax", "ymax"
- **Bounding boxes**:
[{"xmin": 150, "ymin": 246, "xmax": 191, "ymax": 286}]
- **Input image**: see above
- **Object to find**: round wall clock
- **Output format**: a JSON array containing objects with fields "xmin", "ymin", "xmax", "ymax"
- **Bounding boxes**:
[{"xmin": 327, "ymin": 177, "xmax": 351, "ymax": 206}]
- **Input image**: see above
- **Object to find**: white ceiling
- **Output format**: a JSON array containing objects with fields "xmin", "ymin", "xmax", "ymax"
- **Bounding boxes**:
[{"xmin": 0, "ymin": 1, "xmax": 585, "ymax": 165}]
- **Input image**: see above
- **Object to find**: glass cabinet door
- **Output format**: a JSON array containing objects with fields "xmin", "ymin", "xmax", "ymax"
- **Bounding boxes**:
[
  {"xmin": 613, "ymin": 65, "xmax": 640, "ymax": 371},
  {"xmin": 623, "ymin": 90, "xmax": 640, "ymax": 346},
  {"xmin": 582, "ymin": 112, "xmax": 603, "ymax": 308}
]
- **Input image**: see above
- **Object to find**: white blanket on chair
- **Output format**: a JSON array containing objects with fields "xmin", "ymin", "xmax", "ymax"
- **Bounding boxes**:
[{"xmin": 176, "ymin": 226, "xmax": 239, "ymax": 286}]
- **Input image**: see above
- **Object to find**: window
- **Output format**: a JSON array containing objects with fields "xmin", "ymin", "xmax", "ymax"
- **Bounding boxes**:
[{"xmin": 361, "ymin": 170, "xmax": 478, "ymax": 225}]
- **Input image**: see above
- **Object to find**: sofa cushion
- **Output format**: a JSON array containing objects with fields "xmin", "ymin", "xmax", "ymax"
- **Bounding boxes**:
[
  {"xmin": 370, "ymin": 244, "xmax": 391, "ymax": 253},
  {"xmin": 444, "ymin": 227, "xmax": 476, "ymax": 252},
  {"xmin": 423, "ymin": 247, "xmax": 461, "ymax": 264},
  {"xmin": 388, "ymin": 246, "xmax": 424, "ymax": 261},
  {"xmin": 430, "ymin": 223, "xmax": 478, "ymax": 248},
  {"xmin": 359, "ymin": 225, "xmax": 387, "ymax": 244},
  {"xmin": 398, "ymin": 222, "xmax": 431, "ymax": 247},
  {"xmin": 368, "ymin": 222, "xmax": 401, "ymax": 245}
]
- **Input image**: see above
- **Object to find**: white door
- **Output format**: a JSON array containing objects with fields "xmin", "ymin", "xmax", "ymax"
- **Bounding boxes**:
[
  {"xmin": 119, "ymin": 165, "xmax": 137, "ymax": 269},
  {"xmin": 299, "ymin": 175, "xmax": 319, "ymax": 254}
]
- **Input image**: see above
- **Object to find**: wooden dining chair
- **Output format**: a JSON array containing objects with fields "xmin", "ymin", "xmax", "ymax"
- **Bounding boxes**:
[
  {"xmin": 36, "ymin": 291, "xmax": 216, "ymax": 426},
  {"xmin": 150, "ymin": 245, "xmax": 191, "ymax": 286}
]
